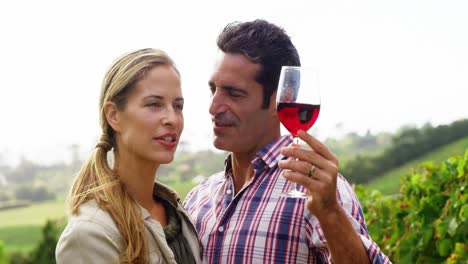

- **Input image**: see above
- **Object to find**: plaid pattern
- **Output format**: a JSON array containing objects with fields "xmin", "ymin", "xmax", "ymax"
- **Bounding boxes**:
[{"xmin": 184, "ymin": 135, "xmax": 390, "ymax": 264}]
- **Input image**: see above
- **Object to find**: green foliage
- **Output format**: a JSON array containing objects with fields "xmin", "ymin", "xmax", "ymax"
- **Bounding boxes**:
[
  {"xmin": 158, "ymin": 150, "xmax": 226, "ymax": 183},
  {"xmin": 165, "ymin": 181, "xmax": 198, "ymax": 201},
  {"xmin": 0, "ymin": 226, "xmax": 42, "ymax": 255},
  {"xmin": 28, "ymin": 220, "xmax": 62, "ymax": 264},
  {"xmin": 356, "ymin": 150, "xmax": 468, "ymax": 263},
  {"xmin": 7, "ymin": 219, "xmax": 65, "ymax": 264},
  {"xmin": 325, "ymin": 130, "xmax": 392, "ymax": 162},
  {"xmin": 0, "ymin": 241, "xmax": 6, "ymax": 264},
  {"xmin": 14, "ymin": 185, "xmax": 55, "ymax": 202},
  {"xmin": 366, "ymin": 136, "xmax": 468, "ymax": 194},
  {"xmin": 8, "ymin": 252, "xmax": 30, "ymax": 264},
  {"xmin": 343, "ymin": 119, "xmax": 468, "ymax": 184}
]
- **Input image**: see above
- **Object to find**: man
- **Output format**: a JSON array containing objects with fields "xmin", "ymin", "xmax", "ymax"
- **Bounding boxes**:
[{"xmin": 184, "ymin": 19, "xmax": 390, "ymax": 264}]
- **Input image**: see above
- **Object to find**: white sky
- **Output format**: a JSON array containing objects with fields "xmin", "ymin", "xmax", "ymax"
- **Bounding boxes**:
[{"xmin": 1, "ymin": 0, "xmax": 467, "ymax": 165}]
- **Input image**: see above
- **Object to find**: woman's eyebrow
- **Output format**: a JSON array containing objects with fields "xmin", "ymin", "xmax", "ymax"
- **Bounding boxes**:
[{"xmin": 143, "ymin": 95, "xmax": 164, "ymax": 100}]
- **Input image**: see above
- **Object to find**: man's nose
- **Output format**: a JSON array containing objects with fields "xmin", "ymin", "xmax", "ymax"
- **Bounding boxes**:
[{"xmin": 209, "ymin": 89, "xmax": 227, "ymax": 116}]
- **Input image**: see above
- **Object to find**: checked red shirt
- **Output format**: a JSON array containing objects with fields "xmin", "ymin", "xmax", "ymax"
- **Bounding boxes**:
[{"xmin": 184, "ymin": 135, "xmax": 391, "ymax": 264}]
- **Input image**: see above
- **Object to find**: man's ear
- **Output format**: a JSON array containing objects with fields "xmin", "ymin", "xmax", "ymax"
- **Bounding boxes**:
[
  {"xmin": 269, "ymin": 91, "xmax": 278, "ymax": 118},
  {"xmin": 104, "ymin": 101, "xmax": 121, "ymax": 132}
]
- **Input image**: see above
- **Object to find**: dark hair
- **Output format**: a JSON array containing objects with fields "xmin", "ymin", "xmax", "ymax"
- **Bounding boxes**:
[{"xmin": 216, "ymin": 19, "xmax": 301, "ymax": 108}]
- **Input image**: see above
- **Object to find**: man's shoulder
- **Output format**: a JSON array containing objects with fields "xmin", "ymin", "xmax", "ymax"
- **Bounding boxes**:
[
  {"xmin": 202, "ymin": 170, "xmax": 226, "ymax": 184},
  {"xmin": 184, "ymin": 171, "xmax": 226, "ymax": 205},
  {"xmin": 192, "ymin": 171, "xmax": 226, "ymax": 190}
]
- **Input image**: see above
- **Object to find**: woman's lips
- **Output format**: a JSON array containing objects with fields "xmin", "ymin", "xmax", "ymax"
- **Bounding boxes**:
[{"xmin": 154, "ymin": 134, "xmax": 177, "ymax": 148}]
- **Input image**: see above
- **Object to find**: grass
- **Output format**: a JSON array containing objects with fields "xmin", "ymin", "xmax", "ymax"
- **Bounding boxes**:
[
  {"xmin": 0, "ymin": 181, "xmax": 196, "ymax": 256},
  {"xmin": 166, "ymin": 181, "xmax": 198, "ymax": 201},
  {"xmin": 366, "ymin": 136, "xmax": 468, "ymax": 194},
  {"xmin": 0, "ymin": 199, "xmax": 66, "ymax": 227},
  {"xmin": 0, "ymin": 199, "xmax": 67, "ymax": 255},
  {"xmin": 0, "ymin": 225, "xmax": 42, "ymax": 255}
]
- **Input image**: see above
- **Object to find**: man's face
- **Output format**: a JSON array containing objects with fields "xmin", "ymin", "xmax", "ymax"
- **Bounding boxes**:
[{"xmin": 208, "ymin": 52, "xmax": 278, "ymax": 155}]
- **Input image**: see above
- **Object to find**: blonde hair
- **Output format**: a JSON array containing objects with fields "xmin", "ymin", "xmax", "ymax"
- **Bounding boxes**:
[{"xmin": 68, "ymin": 48, "xmax": 179, "ymax": 263}]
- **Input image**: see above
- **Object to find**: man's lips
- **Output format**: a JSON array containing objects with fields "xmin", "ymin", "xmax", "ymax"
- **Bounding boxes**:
[
  {"xmin": 212, "ymin": 119, "xmax": 235, "ymax": 127},
  {"xmin": 212, "ymin": 120, "xmax": 236, "ymax": 135}
]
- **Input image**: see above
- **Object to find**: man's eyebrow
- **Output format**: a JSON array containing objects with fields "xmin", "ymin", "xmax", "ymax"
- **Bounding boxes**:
[{"xmin": 175, "ymin": 97, "xmax": 184, "ymax": 102}]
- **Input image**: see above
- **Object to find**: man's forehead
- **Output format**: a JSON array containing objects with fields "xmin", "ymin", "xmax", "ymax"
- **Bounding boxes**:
[{"xmin": 212, "ymin": 52, "xmax": 259, "ymax": 77}]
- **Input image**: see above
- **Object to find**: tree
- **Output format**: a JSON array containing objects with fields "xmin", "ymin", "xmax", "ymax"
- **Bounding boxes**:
[{"xmin": 29, "ymin": 220, "xmax": 62, "ymax": 264}]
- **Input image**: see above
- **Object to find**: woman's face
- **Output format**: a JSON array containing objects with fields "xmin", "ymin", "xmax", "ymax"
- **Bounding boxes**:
[{"xmin": 114, "ymin": 65, "xmax": 184, "ymax": 165}]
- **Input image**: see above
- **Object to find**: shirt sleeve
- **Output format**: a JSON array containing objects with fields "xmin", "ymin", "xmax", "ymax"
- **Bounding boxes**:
[
  {"xmin": 55, "ymin": 220, "xmax": 121, "ymax": 264},
  {"xmin": 304, "ymin": 174, "xmax": 392, "ymax": 264}
]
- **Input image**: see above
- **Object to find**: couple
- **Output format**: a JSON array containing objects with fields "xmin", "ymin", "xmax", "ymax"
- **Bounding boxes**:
[{"xmin": 56, "ymin": 19, "xmax": 390, "ymax": 264}]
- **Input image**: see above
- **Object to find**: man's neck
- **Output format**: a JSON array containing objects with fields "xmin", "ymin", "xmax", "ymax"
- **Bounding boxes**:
[
  {"xmin": 230, "ymin": 152, "xmax": 256, "ymax": 194},
  {"xmin": 228, "ymin": 128, "xmax": 282, "ymax": 194}
]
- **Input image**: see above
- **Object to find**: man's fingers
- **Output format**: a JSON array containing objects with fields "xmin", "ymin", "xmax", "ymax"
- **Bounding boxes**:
[
  {"xmin": 282, "ymin": 170, "xmax": 323, "ymax": 190},
  {"xmin": 297, "ymin": 130, "xmax": 337, "ymax": 163},
  {"xmin": 278, "ymin": 150, "xmax": 328, "ymax": 170},
  {"xmin": 278, "ymin": 160, "xmax": 313, "ymax": 176}
]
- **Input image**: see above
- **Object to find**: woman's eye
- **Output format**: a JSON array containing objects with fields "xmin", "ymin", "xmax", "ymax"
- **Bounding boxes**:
[{"xmin": 146, "ymin": 102, "xmax": 160, "ymax": 107}]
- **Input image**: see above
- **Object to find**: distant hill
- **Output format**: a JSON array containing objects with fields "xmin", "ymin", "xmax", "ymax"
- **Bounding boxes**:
[
  {"xmin": 325, "ymin": 131, "xmax": 392, "ymax": 163},
  {"xmin": 365, "ymin": 136, "xmax": 468, "ymax": 194},
  {"xmin": 340, "ymin": 119, "xmax": 468, "ymax": 184}
]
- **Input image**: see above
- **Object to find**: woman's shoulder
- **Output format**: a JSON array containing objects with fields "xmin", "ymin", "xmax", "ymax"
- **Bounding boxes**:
[
  {"xmin": 61, "ymin": 200, "xmax": 121, "ymax": 244},
  {"xmin": 56, "ymin": 200, "xmax": 123, "ymax": 263}
]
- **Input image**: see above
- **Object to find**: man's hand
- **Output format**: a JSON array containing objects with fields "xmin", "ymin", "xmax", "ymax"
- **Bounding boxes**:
[
  {"xmin": 278, "ymin": 130, "xmax": 340, "ymax": 219},
  {"xmin": 278, "ymin": 130, "xmax": 371, "ymax": 264}
]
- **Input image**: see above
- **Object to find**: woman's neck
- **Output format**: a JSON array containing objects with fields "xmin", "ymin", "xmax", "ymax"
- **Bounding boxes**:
[{"xmin": 114, "ymin": 153, "xmax": 160, "ymax": 210}]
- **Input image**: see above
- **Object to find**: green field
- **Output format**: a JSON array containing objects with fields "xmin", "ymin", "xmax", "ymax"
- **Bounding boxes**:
[
  {"xmin": 0, "ymin": 199, "xmax": 67, "ymax": 255},
  {"xmin": 165, "ymin": 181, "xmax": 198, "ymax": 201},
  {"xmin": 0, "ymin": 225, "xmax": 43, "ymax": 255},
  {"xmin": 366, "ymin": 136, "xmax": 468, "ymax": 194},
  {"xmin": 0, "ymin": 181, "xmax": 197, "ymax": 257},
  {"xmin": 0, "ymin": 199, "xmax": 66, "ymax": 227}
]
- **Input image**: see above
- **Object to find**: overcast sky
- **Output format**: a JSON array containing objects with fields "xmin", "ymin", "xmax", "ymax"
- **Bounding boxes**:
[{"xmin": 1, "ymin": 0, "xmax": 467, "ymax": 165}]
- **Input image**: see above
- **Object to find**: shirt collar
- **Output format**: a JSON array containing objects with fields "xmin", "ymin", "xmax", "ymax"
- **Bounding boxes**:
[
  {"xmin": 222, "ymin": 135, "xmax": 293, "ymax": 177},
  {"xmin": 257, "ymin": 135, "xmax": 293, "ymax": 168}
]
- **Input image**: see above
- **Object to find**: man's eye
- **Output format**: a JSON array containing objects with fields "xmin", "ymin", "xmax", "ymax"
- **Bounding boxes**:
[
  {"xmin": 175, "ymin": 103, "xmax": 184, "ymax": 111},
  {"xmin": 229, "ymin": 90, "xmax": 241, "ymax": 97}
]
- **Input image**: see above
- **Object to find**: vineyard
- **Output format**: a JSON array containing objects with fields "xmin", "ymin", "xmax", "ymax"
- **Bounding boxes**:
[
  {"xmin": 356, "ymin": 151, "xmax": 468, "ymax": 263},
  {"xmin": 0, "ymin": 131, "xmax": 466, "ymax": 263}
]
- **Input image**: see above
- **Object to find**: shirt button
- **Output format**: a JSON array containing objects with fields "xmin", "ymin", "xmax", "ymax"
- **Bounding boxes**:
[
  {"xmin": 226, "ymin": 189, "xmax": 232, "ymax": 195},
  {"xmin": 218, "ymin": 226, "xmax": 224, "ymax": 232}
]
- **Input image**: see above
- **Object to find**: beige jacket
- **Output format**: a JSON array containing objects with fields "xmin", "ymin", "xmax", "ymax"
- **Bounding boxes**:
[{"xmin": 55, "ymin": 182, "xmax": 201, "ymax": 264}]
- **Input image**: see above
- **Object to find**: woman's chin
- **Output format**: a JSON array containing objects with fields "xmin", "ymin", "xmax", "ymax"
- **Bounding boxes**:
[{"xmin": 153, "ymin": 154, "xmax": 175, "ymax": 164}]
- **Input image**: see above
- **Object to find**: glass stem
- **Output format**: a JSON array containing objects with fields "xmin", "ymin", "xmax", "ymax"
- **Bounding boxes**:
[{"xmin": 288, "ymin": 136, "xmax": 300, "ymax": 192}]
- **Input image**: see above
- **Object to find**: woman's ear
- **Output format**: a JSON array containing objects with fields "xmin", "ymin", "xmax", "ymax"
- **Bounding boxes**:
[{"xmin": 104, "ymin": 101, "xmax": 121, "ymax": 132}]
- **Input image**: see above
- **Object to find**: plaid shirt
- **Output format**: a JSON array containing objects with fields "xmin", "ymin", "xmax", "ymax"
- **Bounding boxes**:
[{"xmin": 184, "ymin": 135, "xmax": 390, "ymax": 264}]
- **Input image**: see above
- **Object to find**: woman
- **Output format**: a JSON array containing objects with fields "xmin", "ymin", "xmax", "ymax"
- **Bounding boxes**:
[{"xmin": 56, "ymin": 48, "xmax": 200, "ymax": 263}]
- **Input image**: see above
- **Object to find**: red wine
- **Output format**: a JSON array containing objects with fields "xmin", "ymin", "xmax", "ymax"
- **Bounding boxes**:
[{"xmin": 277, "ymin": 102, "xmax": 320, "ymax": 137}]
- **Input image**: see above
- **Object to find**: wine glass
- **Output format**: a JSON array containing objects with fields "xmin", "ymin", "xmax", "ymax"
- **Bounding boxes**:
[{"xmin": 276, "ymin": 66, "xmax": 321, "ymax": 198}]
